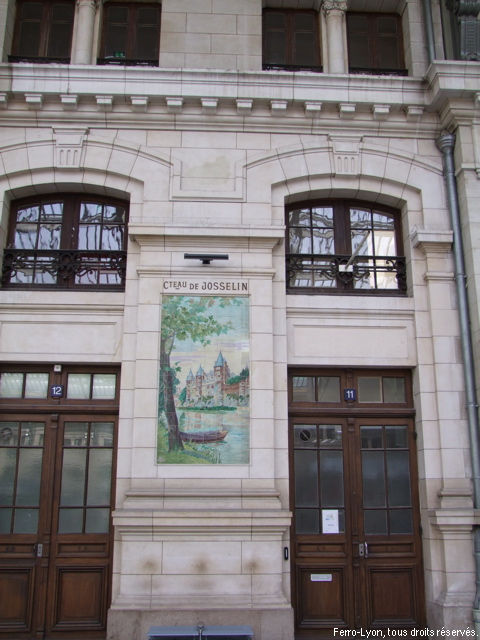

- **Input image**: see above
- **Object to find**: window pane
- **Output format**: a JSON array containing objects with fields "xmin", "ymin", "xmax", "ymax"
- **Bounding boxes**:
[
  {"xmin": 351, "ymin": 229, "xmax": 372, "ymax": 255},
  {"xmin": 294, "ymin": 425, "xmax": 317, "ymax": 448},
  {"xmin": 389, "ymin": 509, "xmax": 413, "ymax": 534},
  {"xmin": 87, "ymin": 449, "xmax": 112, "ymax": 505},
  {"xmin": 0, "ymin": 423, "xmax": 18, "ymax": 446},
  {"xmin": 135, "ymin": 7, "xmax": 160, "ymax": 59},
  {"xmin": 64, "ymin": 422, "xmax": 89, "ymax": 447},
  {"xmin": 102, "ymin": 225, "xmax": 124, "ymax": 250},
  {"xmin": 92, "ymin": 374, "xmax": 116, "ymax": 399},
  {"xmin": 296, "ymin": 508, "xmax": 319, "ymax": 534},
  {"xmin": 292, "ymin": 376, "xmax": 315, "ymax": 402},
  {"xmin": 58, "ymin": 508, "xmax": 83, "ymax": 533},
  {"xmin": 40, "ymin": 202, "xmax": 63, "ymax": 223},
  {"xmin": 294, "ymin": 31, "xmax": 315, "ymax": 66},
  {"xmin": 16, "ymin": 449, "xmax": 43, "ymax": 506},
  {"xmin": 17, "ymin": 205, "xmax": 40, "ymax": 222},
  {"xmin": 13, "ymin": 508, "xmax": 38, "ymax": 533},
  {"xmin": 350, "ymin": 208, "xmax": 371, "ymax": 228},
  {"xmin": 385, "ymin": 425, "xmax": 407, "ymax": 449},
  {"xmin": 60, "ymin": 449, "xmax": 87, "ymax": 506},
  {"xmin": 0, "ymin": 449, "xmax": 17, "ymax": 503},
  {"xmin": 294, "ymin": 450, "xmax": 319, "ymax": 507},
  {"xmin": 47, "ymin": 2, "xmax": 74, "ymax": 57},
  {"xmin": 67, "ymin": 373, "xmax": 91, "ymax": 399},
  {"xmin": 20, "ymin": 422, "xmax": 44, "ymax": 446},
  {"xmin": 364, "ymin": 509, "xmax": 387, "ymax": 535},
  {"xmin": 78, "ymin": 225, "xmax": 101, "ymax": 250},
  {"xmin": 362, "ymin": 451, "xmax": 386, "ymax": 507},
  {"xmin": 317, "ymin": 377, "xmax": 340, "ymax": 402},
  {"xmin": 318, "ymin": 425, "xmax": 342, "ymax": 448},
  {"xmin": 289, "ymin": 227, "xmax": 311, "ymax": 253},
  {"xmin": 383, "ymin": 377, "xmax": 406, "ymax": 403},
  {"xmin": 312, "ymin": 228, "xmax": 335, "ymax": 254},
  {"xmin": 0, "ymin": 509, "xmax": 12, "ymax": 533},
  {"xmin": 311, "ymin": 207, "xmax": 333, "ymax": 227},
  {"xmin": 358, "ymin": 377, "xmax": 382, "ymax": 402},
  {"xmin": 289, "ymin": 209, "xmax": 311, "ymax": 226},
  {"xmin": 320, "ymin": 451, "xmax": 344, "ymax": 508},
  {"xmin": 90, "ymin": 422, "xmax": 114, "ymax": 446},
  {"xmin": 387, "ymin": 451, "xmax": 411, "ymax": 507},
  {"xmin": 361, "ymin": 426, "xmax": 383, "ymax": 449},
  {"xmin": 25, "ymin": 373, "xmax": 49, "ymax": 398},
  {"xmin": 0, "ymin": 372, "xmax": 24, "ymax": 397},
  {"xmin": 14, "ymin": 223, "xmax": 38, "ymax": 249},
  {"xmin": 85, "ymin": 508, "xmax": 110, "ymax": 533}
]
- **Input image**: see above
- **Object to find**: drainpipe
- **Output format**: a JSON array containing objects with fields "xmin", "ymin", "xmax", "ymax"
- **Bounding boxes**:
[
  {"xmin": 423, "ymin": 0, "xmax": 436, "ymax": 63},
  {"xmin": 436, "ymin": 132, "xmax": 480, "ymax": 634}
]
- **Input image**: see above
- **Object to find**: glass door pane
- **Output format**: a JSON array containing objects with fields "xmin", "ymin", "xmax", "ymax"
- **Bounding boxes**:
[
  {"xmin": 360, "ymin": 424, "xmax": 412, "ymax": 536},
  {"xmin": 58, "ymin": 420, "xmax": 114, "ymax": 534},
  {"xmin": 293, "ymin": 423, "xmax": 345, "ymax": 534},
  {"xmin": 0, "ymin": 421, "xmax": 45, "ymax": 534}
]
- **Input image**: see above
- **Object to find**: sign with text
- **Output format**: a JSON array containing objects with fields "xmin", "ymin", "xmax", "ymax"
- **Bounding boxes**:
[{"xmin": 162, "ymin": 279, "xmax": 249, "ymax": 294}]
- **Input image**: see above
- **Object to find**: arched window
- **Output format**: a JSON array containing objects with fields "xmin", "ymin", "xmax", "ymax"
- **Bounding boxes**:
[
  {"xmin": 2, "ymin": 194, "xmax": 128, "ymax": 289},
  {"xmin": 286, "ymin": 200, "xmax": 406, "ymax": 294}
]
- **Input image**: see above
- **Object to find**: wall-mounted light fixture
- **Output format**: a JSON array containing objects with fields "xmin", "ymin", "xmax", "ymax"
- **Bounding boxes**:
[{"xmin": 184, "ymin": 253, "xmax": 229, "ymax": 265}]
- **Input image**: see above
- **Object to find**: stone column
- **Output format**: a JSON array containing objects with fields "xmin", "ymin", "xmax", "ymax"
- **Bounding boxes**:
[
  {"xmin": 321, "ymin": 0, "xmax": 348, "ymax": 73},
  {"xmin": 71, "ymin": 0, "xmax": 97, "ymax": 64}
]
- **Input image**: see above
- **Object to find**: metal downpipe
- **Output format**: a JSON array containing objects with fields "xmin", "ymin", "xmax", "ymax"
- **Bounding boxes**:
[
  {"xmin": 436, "ymin": 132, "xmax": 480, "ymax": 633},
  {"xmin": 423, "ymin": 0, "xmax": 436, "ymax": 63}
]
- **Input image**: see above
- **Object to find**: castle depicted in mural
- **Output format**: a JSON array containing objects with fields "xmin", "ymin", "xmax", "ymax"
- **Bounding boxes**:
[{"xmin": 183, "ymin": 352, "xmax": 249, "ymax": 408}]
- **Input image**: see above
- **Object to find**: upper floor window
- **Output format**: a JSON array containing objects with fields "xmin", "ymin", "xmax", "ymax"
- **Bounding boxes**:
[
  {"xmin": 286, "ymin": 200, "xmax": 406, "ymax": 295},
  {"xmin": 2, "ymin": 194, "xmax": 128, "ymax": 290},
  {"xmin": 347, "ymin": 12, "xmax": 406, "ymax": 76},
  {"xmin": 10, "ymin": 0, "xmax": 74, "ymax": 63},
  {"xmin": 98, "ymin": 2, "xmax": 161, "ymax": 66},
  {"xmin": 263, "ymin": 9, "xmax": 321, "ymax": 72}
]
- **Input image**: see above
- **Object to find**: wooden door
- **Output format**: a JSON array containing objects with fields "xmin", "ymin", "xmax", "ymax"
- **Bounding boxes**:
[
  {"xmin": 289, "ymin": 370, "xmax": 425, "ymax": 636},
  {"xmin": 0, "ymin": 366, "xmax": 118, "ymax": 640}
]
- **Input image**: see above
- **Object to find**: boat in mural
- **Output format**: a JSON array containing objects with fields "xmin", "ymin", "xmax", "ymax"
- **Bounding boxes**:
[{"xmin": 179, "ymin": 429, "xmax": 228, "ymax": 443}]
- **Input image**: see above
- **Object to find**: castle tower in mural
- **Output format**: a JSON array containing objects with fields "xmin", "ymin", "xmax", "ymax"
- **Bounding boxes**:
[{"xmin": 184, "ymin": 352, "xmax": 249, "ymax": 408}]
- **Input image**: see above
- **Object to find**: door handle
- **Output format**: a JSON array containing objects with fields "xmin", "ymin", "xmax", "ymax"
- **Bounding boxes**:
[
  {"xmin": 358, "ymin": 542, "xmax": 369, "ymax": 558},
  {"xmin": 35, "ymin": 543, "xmax": 43, "ymax": 558}
]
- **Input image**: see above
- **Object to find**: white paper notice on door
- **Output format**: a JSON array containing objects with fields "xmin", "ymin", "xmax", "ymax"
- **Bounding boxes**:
[{"xmin": 322, "ymin": 509, "xmax": 339, "ymax": 534}]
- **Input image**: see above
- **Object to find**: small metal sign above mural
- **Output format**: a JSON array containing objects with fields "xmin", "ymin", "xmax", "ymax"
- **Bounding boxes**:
[{"xmin": 158, "ymin": 281, "xmax": 250, "ymax": 465}]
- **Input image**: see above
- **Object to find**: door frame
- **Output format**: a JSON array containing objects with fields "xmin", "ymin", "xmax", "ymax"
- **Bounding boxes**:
[
  {"xmin": 0, "ymin": 363, "xmax": 120, "ymax": 640},
  {"xmin": 288, "ymin": 367, "xmax": 425, "ymax": 635}
]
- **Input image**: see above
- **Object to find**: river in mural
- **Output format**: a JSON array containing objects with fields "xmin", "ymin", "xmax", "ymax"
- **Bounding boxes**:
[{"xmin": 157, "ymin": 294, "xmax": 250, "ymax": 465}]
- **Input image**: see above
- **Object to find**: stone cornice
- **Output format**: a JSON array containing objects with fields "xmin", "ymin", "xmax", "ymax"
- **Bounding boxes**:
[
  {"xmin": 0, "ymin": 64, "xmax": 432, "ymax": 134},
  {"xmin": 426, "ymin": 60, "xmax": 480, "ymax": 120}
]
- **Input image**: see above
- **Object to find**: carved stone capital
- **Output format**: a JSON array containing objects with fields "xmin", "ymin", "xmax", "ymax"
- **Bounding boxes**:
[
  {"xmin": 321, "ymin": 0, "xmax": 348, "ymax": 15},
  {"xmin": 76, "ymin": 0, "xmax": 97, "ymax": 8},
  {"xmin": 456, "ymin": 0, "xmax": 480, "ymax": 16}
]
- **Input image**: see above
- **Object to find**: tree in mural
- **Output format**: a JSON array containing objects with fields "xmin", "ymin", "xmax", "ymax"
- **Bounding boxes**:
[{"xmin": 159, "ymin": 296, "xmax": 236, "ymax": 451}]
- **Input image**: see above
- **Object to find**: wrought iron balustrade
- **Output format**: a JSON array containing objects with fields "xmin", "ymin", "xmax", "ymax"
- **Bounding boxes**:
[
  {"xmin": 286, "ymin": 253, "xmax": 407, "ymax": 293},
  {"xmin": 96, "ymin": 57, "xmax": 158, "ymax": 66},
  {"xmin": 348, "ymin": 67, "xmax": 408, "ymax": 76},
  {"xmin": 2, "ymin": 248, "xmax": 126, "ymax": 289},
  {"xmin": 8, "ymin": 55, "xmax": 70, "ymax": 64}
]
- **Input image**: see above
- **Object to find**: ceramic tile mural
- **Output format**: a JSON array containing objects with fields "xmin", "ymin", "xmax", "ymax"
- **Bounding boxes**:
[{"xmin": 158, "ymin": 295, "xmax": 250, "ymax": 464}]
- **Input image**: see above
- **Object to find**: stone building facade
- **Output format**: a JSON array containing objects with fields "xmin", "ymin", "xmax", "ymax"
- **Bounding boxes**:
[{"xmin": 0, "ymin": 1, "xmax": 480, "ymax": 640}]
